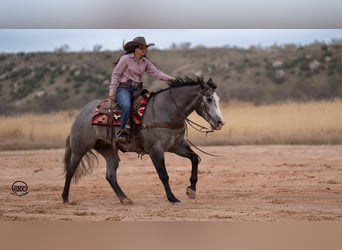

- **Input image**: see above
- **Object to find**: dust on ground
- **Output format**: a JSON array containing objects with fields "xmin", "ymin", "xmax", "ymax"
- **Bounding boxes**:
[{"xmin": 1, "ymin": 145, "xmax": 341, "ymax": 221}]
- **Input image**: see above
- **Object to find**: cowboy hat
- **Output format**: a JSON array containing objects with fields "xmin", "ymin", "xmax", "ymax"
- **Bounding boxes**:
[{"xmin": 124, "ymin": 36, "xmax": 155, "ymax": 51}]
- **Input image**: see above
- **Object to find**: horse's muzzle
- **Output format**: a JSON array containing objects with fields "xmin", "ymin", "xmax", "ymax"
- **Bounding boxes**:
[{"xmin": 214, "ymin": 120, "xmax": 225, "ymax": 130}]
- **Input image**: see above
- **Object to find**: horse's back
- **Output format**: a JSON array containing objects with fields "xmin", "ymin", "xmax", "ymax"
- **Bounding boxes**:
[
  {"xmin": 71, "ymin": 100, "xmax": 100, "ymax": 129},
  {"xmin": 78, "ymin": 99, "xmax": 101, "ymax": 118}
]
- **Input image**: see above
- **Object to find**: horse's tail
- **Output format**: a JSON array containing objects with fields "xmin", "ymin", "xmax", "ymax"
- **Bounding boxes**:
[{"xmin": 63, "ymin": 135, "xmax": 97, "ymax": 183}]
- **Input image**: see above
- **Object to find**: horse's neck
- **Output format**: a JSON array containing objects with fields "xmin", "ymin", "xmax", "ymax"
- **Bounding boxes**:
[
  {"xmin": 171, "ymin": 86, "xmax": 201, "ymax": 117},
  {"xmin": 149, "ymin": 85, "xmax": 201, "ymax": 123}
]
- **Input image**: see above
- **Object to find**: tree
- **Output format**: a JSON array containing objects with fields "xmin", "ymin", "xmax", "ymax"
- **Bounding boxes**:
[
  {"xmin": 93, "ymin": 44, "xmax": 103, "ymax": 52},
  {"xmin": 54, "ymin": 44, "xmax": 70, "ymax": 53}
]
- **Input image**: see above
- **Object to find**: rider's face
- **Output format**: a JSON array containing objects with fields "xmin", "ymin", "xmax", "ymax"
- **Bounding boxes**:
[{"xmin": 135, "ymin": 45, "xmax": 147, "ymax": 57}]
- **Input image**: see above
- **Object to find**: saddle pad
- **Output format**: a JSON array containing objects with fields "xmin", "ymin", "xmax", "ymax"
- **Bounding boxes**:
[
  {"xmin": 91, "ymin": 99, "xmax": 121, "ymax": 126},
  {"xmin": 91, "ymin": 96, "xmax": 148, "ymax": 126}
]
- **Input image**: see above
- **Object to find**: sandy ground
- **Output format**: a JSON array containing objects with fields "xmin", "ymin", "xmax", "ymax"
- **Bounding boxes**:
[{"xmin": 0, "ymin": 145, "xmax": 341, "ymax": 221}]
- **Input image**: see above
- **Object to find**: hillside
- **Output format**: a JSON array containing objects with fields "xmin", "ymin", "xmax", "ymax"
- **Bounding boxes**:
[{"xmin": 1, "ymin": 41, "xmax": 342, "ymax": 113}]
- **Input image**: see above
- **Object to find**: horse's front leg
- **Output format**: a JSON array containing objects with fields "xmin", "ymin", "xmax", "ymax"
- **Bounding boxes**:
[
  {"xmin": 149, "ymin": 143, "xmax": 180, "ymax": 203},
  {"xmin": 171, "ymin": 140, "xmax": 200, "ymax": 199}
]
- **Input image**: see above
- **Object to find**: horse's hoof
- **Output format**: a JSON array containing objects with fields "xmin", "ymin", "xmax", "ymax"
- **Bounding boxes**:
[
  {"xmin": 168, "ymin": 196, "xmax": 181, "ymax": 203},
  {"xmin": 170, "ymin": 199, "xmax": 181, "ymax": 204},
  {"xmin": 120, "ymin": 198, "xmax": 134, "ymax": 205},
  {"xmin": 186, "ymin": 187, "xmax": 196, "ymax": 199}
]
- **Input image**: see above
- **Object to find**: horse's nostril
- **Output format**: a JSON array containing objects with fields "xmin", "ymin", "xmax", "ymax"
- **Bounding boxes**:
[
  {"xmin": 215, "ymin": 121, "xmax": 224, "ymax": 130},
  {"xmin": 218, "ymin": 121, "xmax": 225, "ymax": 126}
]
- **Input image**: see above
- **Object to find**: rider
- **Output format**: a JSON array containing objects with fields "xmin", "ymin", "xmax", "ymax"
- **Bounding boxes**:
[{"xmin": 108, "ymin": 36, "xmax": 175, "ymax": 143}]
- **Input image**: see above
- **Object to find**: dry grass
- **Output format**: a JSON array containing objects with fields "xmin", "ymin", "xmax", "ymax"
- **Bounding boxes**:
[
  {"xmin": 0, "ymin": 100, "xmax": 341, "ymax": 150},
  {"xmin": 0, "ymin": 110, "xmax": 76, "ymax": 150},
  {"xmin": 188, "ymin": 100, "xmax": 342, "ymax": 145}
]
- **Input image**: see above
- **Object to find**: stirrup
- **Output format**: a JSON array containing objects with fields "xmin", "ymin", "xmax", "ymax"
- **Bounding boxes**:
[{"xmin": 117, "ymin": 131, "xmax": 129, "ymax": 143}]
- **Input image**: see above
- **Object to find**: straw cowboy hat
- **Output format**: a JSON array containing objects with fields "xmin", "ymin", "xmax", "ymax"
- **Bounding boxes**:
[{"xmin": 124, "ymin": 36, "xmax": 155, "ymax": 51}]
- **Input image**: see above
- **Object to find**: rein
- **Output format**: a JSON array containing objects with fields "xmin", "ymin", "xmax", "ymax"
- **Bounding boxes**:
[
  {"xmin": 184, "ymin": 122, "xmax": 221, "ymax": 157},
  {"xmin": 185, "ymin": 118, "xmax": 214, "ymax": 134}
]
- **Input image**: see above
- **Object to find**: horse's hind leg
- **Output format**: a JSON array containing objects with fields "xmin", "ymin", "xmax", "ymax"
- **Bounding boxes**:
[
  {"xmin": 95, "ymin": 145, "xmax": 133, "ymax": 205},
  {"xmin": 171, "ymin": 140, "xmax": 200, "ymax": 199}
]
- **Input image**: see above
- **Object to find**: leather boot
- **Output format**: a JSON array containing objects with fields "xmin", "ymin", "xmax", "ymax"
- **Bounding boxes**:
[{"xmin": 117, "ymin": 125, "xmax": 130, "ymax": 143}]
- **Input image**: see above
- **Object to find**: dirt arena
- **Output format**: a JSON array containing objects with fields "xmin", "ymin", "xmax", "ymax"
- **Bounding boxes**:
[{"xmin": 0, "ymin": 145, "xmax": 341, "ymax": 221}]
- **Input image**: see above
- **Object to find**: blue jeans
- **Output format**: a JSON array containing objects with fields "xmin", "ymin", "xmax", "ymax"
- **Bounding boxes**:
[{"xmin": 116, "ymin": 86, "xmax": 136, "ymax": 129}]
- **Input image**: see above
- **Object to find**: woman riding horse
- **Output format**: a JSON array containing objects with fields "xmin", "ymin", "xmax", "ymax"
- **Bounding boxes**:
[
  {"xmin": 108, "ymin": 36, "xmax": 175, "ymax": 143},
  {"xmin": 62, "ymin": 76, "xmax": 224, "ymax": 205}
]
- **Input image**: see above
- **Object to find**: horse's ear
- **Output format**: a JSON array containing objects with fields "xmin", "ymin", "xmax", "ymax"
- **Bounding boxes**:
[{"xmin": 207, "ymin": 78, "xmax": 217, "ymax": 89}]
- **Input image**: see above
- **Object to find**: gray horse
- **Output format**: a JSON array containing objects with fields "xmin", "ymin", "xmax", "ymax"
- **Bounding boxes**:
[{"xmin": 62, "ymin": 77, "xmax": 225, "ymax": 204}]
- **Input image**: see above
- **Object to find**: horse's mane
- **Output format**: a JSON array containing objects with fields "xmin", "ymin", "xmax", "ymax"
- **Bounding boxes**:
[
  {"xmin": 152, "ymin": 76, "xmax": 216, "ymax": 97},
  {"xmin": 168, "ymin": 76, "xmax": 205, "ymax": 88}
]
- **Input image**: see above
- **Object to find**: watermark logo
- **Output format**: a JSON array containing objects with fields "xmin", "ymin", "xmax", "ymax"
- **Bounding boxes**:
[{"xmin": 11, "ymin": 181, "xmax": 29, "ymax": 196}]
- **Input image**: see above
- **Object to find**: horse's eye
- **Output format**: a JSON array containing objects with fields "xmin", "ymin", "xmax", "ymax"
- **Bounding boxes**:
[{"xmin": 206, "ymin": 97, "xmax": 213, "ymax": 103}]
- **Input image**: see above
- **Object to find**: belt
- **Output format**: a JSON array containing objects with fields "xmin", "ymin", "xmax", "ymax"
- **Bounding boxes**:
[{"xmin": 120, "ymin": 81, "xmax": 143, "ymax": 89}]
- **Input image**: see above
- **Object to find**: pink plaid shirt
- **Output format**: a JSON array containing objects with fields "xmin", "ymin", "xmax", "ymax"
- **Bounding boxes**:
[{"xmin": 109, "ymin": 53, "xmax": 173, "ymax": 95}]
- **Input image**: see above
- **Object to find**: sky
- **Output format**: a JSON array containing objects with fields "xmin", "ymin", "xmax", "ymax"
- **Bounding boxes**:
[{"xmin": 1, "ymin": 29, "xmax": 342, "ymax": 53}]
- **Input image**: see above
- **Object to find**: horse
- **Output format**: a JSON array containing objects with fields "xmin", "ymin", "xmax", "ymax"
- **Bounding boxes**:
[{"xmin": 62, "ymin": 76, "xmax": 225, "ymax": 205}]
